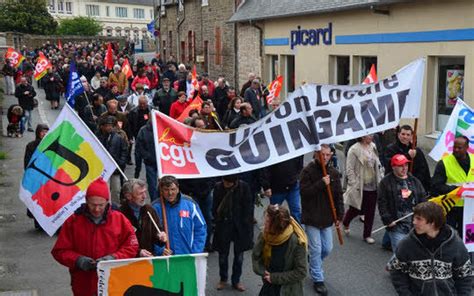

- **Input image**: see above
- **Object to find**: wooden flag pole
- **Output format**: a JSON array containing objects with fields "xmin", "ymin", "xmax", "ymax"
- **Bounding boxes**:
[
  {"xmin": 159, "ymin": 192, "xmax": 171, "ymax": 250},
  {"xmin": 318, "ymin": 151, "xmax": 344, "ymax": 245},
  {"xmin": 409, "ymin": 118, "xmax": 419, "ymax": 173}
]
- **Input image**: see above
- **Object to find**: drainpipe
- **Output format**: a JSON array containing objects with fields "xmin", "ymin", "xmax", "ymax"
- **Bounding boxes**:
[{"xmin": 177, "ymin": 1, "xmax": 185, "ymax": 62}]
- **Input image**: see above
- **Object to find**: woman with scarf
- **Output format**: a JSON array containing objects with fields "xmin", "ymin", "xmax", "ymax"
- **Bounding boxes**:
[{"xmin": 252, "ymin": 205, "xmax": 308, "ymax": 296}]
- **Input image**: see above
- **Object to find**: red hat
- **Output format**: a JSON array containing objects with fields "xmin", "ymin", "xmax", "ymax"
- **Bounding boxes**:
[
  {"xmin": 391, "ymin": 154, "xmax": 411, "ymax": 167},
  {"xmin": 86, "ymin": 178, "xmax": 110, "ymax": 201}
]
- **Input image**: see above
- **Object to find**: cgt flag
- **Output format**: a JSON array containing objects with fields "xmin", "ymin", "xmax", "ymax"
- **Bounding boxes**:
[
  {"xmin": 5, "ymin": 47, "xmax": 25, "ymax": 68},
  {"xmin": 19, "ymin": 105, "xmax": 119, "ymax": 236},
  {"xmin": 122, "ymin": 58, "xmax": 133, "ymax": 79},
  {"xmin": 177, "ymin": 96, "xmax": 203, "ymax": 122},
  {"xmin": 98, "ymin": 254, "xmax": 207, "ymax": 296},
  {"xmin": 152, "ymin": 59, "xmax": 425, "ymax": 179},
  {"xmin": 363, "ymin": 64, "xmax": 378, "ymax": 84},
  {"xmin": 65, "ymin": 61, "xmax": 85, "ymax": 108},
  {"xmin": 33, "ymin": 52, "xmax": 52, "ymax": 81},
  {"xmin": 266, "ymin": 75, "xmax": 283, "ymax": 105}
]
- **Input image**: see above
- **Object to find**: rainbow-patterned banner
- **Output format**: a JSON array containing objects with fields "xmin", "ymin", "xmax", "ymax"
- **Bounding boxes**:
[
  {"xmin": 429, "ymin": 99, "xmax": 474, "ymax": 161},
  {"xmin": 97, "ymin": 254, "xmax": 207, "ymax": 296},
  {"xmin": 19, "ymin": 105, "xmax": 118, "ymax": 236}
]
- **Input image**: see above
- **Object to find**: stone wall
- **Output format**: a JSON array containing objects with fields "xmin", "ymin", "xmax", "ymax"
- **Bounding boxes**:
[
  {"xmin": 236, "ymin": 22, "xmax": 262, "ymax": 91},
  {"xmin": 158, "ymin": 0, "xmax": 237, "ymax": 86}
]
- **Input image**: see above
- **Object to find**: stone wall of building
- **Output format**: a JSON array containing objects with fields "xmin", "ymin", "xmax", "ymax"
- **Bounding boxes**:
[
  {"xmin": 236, "ymin": 22, "xmax": 262, "ymax": 91},
  {"xmin": 158, "ymin": 0, "xmax": 237, "ymax": 86}
]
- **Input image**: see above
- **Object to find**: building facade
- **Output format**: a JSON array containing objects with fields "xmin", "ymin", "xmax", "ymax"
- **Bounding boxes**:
[
  {"xmin": 47, "ymin": 0, "xmax": 155, "ymax": 42},
  {"xmin": 230, "ymin": 0, "xmax": 474, "ymax": 150},
  {"xmin": 158, "ymin": 0, "xmax": 241, "ymax": 86}
]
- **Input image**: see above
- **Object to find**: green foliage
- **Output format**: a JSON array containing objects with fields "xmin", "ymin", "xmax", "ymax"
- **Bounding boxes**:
[
  {"xmin": 0, "ymin": 152, "xmax": 6, "ymax": 160},
  {"xmin": 56, "ymin": 16, "xmax": 102, "ymax": 36},
  {"xmin": 0, "ymin": 0, "xmax": 57, "ymax": 35}
]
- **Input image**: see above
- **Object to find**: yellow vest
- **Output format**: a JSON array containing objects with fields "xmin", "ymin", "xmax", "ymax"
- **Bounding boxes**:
[{"xmin": 442, "ymin": 154, "xmax": 474, "ymax": 206}]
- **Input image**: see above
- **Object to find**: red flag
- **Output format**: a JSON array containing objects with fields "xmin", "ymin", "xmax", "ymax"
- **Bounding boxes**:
[
  {"xmin": 362, "ymin": 64, "xmax": 378, "ymax": 84},
  {"xmin": 104, "ymin": 43, "xmax": 114, "ymax": 70},
  {"xmin": 58, "ymin": 39, "xmax": 63, "ymax": 51},
  {"xmin": 34, "ymin": 52, "xmax": 52, "ymax": 81},
  {"xmin": 266, "ymin": 75, "xmax": 283, "ymax": 105},
  {"xmin": 189, "ymin": 65, "xmax": 199, "ymax": 99},
  {"xmin": 5, "ymin": 47, "xmax": 25, "ymax": 68},
  {"xmin": 177, "ymin": 96, "xmax": 203, "ymax": 122},
  {"xmin": 122, "ymin": 58, "xmax": 133, "ymax": 79}
]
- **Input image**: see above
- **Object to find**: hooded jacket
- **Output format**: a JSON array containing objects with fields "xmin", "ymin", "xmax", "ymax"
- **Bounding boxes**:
[
  {"xmin": 24, "ymin": 124, "xmax": 49, "ymax": 169},
  {"xmin": 389, "ymin": 225, "xmax": 472, "ymax": 295}
]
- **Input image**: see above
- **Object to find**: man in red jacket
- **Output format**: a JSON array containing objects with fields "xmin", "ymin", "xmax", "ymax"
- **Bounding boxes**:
[{"xmin": 51, "ymin": 178, "xmax": 139, "ymax": 296}]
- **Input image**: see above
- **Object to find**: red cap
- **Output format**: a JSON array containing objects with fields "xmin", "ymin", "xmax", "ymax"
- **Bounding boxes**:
[
  {"xmin": 391, "ymin": 154, "xmax": 411, "ymax": 167},
  {"xmin": 86, "ymin": 178, "xmax": 110, "ymax": 201}
]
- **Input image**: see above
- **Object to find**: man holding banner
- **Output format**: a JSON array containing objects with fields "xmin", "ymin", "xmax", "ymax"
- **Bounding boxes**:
[{"xmin": 432, "ymin": 136, "xmax": 474, "ymax": 237}]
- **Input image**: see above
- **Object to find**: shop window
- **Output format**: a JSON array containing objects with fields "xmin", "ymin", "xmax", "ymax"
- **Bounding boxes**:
[
  {"xmin": 436, "ymin": 57, "xmax": 465, "ymax": 131},
  {"xmin": 360, "ymin": 56, "xmax": 377, "ymax": 83},
  {"xmin": 285, "ymin": 55, "xmax": 295, "ymax": 94},
  {"xmin": 267, "ymin": 55, "xmax": 278, "ymax": 82},
  {"xmin": 336, "ymin": 56, "xmax": 350, "ymax": 85}
]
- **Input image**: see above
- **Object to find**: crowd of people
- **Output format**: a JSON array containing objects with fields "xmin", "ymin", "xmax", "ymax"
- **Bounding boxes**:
[{"xmin": 3, "ymin": 40, "xmax": 472, "ymax": 295}]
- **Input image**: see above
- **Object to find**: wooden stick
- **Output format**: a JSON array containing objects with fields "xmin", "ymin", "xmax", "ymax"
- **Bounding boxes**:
[
  {"xmin": 371, "ymin": 212, "xmax": 414, "ymax": 235},
  {"xmin": 159, "ymin": 194, "xmax": 171, "ymax": 250},
  {"xmin": 146, "ymin": 211, "xmax": 162, "ymax": 235},
  {"xmin": 318, "ymin": 151, "xmax": 344, "ymax": 245},
  {"xmin": 409, "ymin": 118, "xmax": 418, "ymax": 173}
]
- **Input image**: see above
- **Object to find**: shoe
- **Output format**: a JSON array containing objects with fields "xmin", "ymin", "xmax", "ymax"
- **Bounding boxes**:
[
  {"xmin": 382, "ymin": 244, "xmax": 393, "ymax": 252},
  {"xmin": 232, "ymin": 283, "xmax": 246, "ymax": 292},
  {"xmin": 27, "ymin": 128, "xmax": 34, "ymax": 132},
  {"xmin": 313, "ymin": 282, "xmax": 328, "ymax": 295},
  {"xmin": 359, "ymin": 215, "xmax": 365, "ymax": 222},
  {"xmin": 216, "ymin": 281, "xmax": 227, "ymax": 290},
  {"xmin": 365, "ymin": 237, "xmax": 375, "ymax": 244},
  {"xmin": 343, "ymin": 226, "xmax": 350, "ymax": 235}
]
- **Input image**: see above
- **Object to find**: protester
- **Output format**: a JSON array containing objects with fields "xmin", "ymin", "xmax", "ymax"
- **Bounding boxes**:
[
  {"xmin": 135, "ymin": 121, "xmax": 158, "ymax": 200},
  {"xmin": 300, "ymin": 145, "xmax": 344, "ymax": 295},
  {"xmin": 131, "ymin": 69, "xmax": 151, "ymax": 91},
  {"xmin": 169, "ymin": 91, "xmax": 190, "ymax": 119},
  {"xmin": 6, "ymin": 104, "xmax": 24, "ymax": 137},
  {"xmin": 2, "ymin": 58, "xmax": 16, "ymax": 95},
  {"xmin": 240, "ymin": 72, "xmax": 256, "ymax": 97},
  {"xmin": 200, "ymin": 101, "xmax": 221, "ymax": 130},
  {"xmin": 95, "ymin": 116, "xmax": 128, "ymax": 204},
  {"xmin": 117, "ymin": 95, "xmax": 133, "ymax": 114},
  {"xmin": 90, "ymin": 71, "xmax": 101, "ymax": 90},
  {"xmin": 14, "ymin": 77, "xmax": 36, "ymax": 132},
  {"xmin": 213, "ymin": 78, "xmax": 229, "ymax": 119},
  {"xmin": 153, "ymin": 175, "xmax": 207, "ymax": 255},
  {"xmin": 252, "ymin": 205, "xmax": 308, "ymax": 296},
  {"xmin": 431, "ymin": 135, "xmax": 474, "ymax": 237},
  {"xmin": 228, "ymin": 102, "xmax": 256, "ymax": 129},
  {"xmin": 108, "ymin": 64, "xmax": 128, "ymax": 94},
  {"xmin": 94, "ymin": 77, "xmax": 111, "ymax": 100},
  {"xmin": 389, "ymin": 202, "xmax": 472, "ymax": 295},
  {"xmin": 128, "ymin": 83, "xmax": 150, "ymax": 107},
  {"xmin": 51, "ymin": 178, "xmax": 139, "ymax": 296},
  {"xmin": 199, "ymin": 72, "xmax": 215, "ymax": 98},
  {"xmin": 120, "ymin": 179, "xmax": 167, "ymax": 257},
  {"xmin": 42, "ymin": 67, "xmax": 63, "ymax": 109},
  {"xmin": 222, "ymin": 97, "xmax": 242, "ymax": 129},
  {"xmin": 244, "ymin": 78, "xmax": 264, "ymax": 119},
  {"xmin": 343, "ymin": 135, "xmax": 384, "ymax": 244},
  {"xmin": 377, "ymin": 154, "xmax": 427, "ymax": 253},
  {"xmin": 153, "ymin": 77, "xmax": 178, "ymax": 115},
  {"xmin": 212, "ymin": 175, "xmax": 254, "ymax": 291}
]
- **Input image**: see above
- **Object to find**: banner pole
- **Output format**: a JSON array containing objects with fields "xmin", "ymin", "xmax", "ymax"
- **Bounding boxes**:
[
  {"xmin": 159, "ymin": 190, "xmax": 171, "ymax": 250},
  {"xmin": 318, "ymin": 151, "xmax": 344, "ymax": 245},
  {"xmin": 409, "ymin": 118, "xmax": 418, "ymax": 173}
]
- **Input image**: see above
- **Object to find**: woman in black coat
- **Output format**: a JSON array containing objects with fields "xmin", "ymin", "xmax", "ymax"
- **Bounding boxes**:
[
  {"xmin": 222, "ymin": 96, "xmax": 242, "ymax": 129},
  {"xmin": 42, "ymin": 67, "xmax": 63, "ymax": 109},
  {"xmin": 212, "ymin": 175, "xmax": 254, "ymax": 291}
]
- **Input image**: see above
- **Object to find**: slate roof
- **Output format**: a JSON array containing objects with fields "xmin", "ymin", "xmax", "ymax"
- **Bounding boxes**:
[{"xmin": 229, "ymin": 0, "xmax": 407, "ymax": 22}]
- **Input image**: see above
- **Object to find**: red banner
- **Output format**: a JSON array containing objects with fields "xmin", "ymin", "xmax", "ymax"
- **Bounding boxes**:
[
  {"xmin": 33, "ymin": 52, "xmax": 52, "ymax": 81},
  {"xmin": 5, "ymin": 48, "xmax": 25, "ymax": 69},
  {"xmin": 176, "ymin": 96, "xmax": 203, "ymax": 122},
  {"xmin": 104, "ymin": 43, "xmax": 114, "ymax": 70},
  {"xmin": 266, "ymin": 75, "xmax": 283, "ymax": 105},
  {"xmin": 122, "ymin": 58, "xmax": 133, "ymax": 79},
  {"xmin": 362, "ymin": 64, "xmax": 378, "ymax": 84}
]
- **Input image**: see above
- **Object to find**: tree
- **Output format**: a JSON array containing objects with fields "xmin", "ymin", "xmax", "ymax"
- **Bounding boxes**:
[
  {"xmin": 0, "ymin": 0, "xmax": 57, "ymax": 35},
  {"xmin": 56, "ymin": 17, "xmax": 102, "ymax": 36}
]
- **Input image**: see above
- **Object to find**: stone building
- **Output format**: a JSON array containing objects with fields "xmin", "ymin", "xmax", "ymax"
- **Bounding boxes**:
[{"xmin": 158, "ymin": 0, "xmax": 245, "ymax": 86}]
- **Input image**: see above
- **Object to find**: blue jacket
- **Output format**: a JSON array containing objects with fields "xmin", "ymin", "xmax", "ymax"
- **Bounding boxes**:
[{"xmin": 153, "ymin": 193, "xmax": 207, "ymax": 255}]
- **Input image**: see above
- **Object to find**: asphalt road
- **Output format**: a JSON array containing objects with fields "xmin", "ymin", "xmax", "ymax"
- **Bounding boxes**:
[{"xmin": 0, "ymin": 85, "xmax": 399, "ymax": 295}]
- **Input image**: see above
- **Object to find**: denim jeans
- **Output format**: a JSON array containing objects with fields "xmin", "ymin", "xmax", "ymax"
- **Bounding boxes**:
[
  {"xmin": 218, "ymin": 250, "xmax": 244, "ymax": 285},
  {"xmin": 196, "ymin": 192, "xmax": 213, "ymax": 247},
  {"xmin": 145, "ymin": 164, "xmax": 158, "ymax": 202},
  {"xmin": 388, "ymin": 229, "xmax": 408, "ymax": 253},
  {"xmin": 22, "ymin": 109, "xmax": 32, "ymax": 130},
  {"xmin": 270, "ymin": 182, "xmax": 302, "ymax": 223},
  {"xmin": 305, "ymin": 225, "xmax": 333, "ymax": 282}
]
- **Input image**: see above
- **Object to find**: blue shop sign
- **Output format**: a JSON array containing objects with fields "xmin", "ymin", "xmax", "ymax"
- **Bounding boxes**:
[{"xmin": 290, "ymin": 23, "xmax": 332, "ymax": 49}]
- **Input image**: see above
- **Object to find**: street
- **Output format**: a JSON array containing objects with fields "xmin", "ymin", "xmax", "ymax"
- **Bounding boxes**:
[{"xmin": 0, "ymin": 86, "xmax": 398, "ymax": 295}]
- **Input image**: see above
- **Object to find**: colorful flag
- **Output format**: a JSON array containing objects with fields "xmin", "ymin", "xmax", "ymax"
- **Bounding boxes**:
[
  {"xmin": 33, "ymin": 52, "xmax": 52, "ymax": 81},
  {"xmin": 58, "ymin": 39, "xmax": 63, "ymax": 51},
  {"xmin": 97, "ymin": 254, "xmax": 208, "ymax": 296},
  {"xmin": 147, "ymin": 20, "xmax": 155, "ymax": 35},
  {"xmin": 104, "ymin": 43, "xmax": 114, "ymax": 70},
  {"xmin": 19, "ymin": 105, "xmax": 119, "ymax": 236},
  {"xmin": 177, "ymin": 96, "xmax": 203, "ymax": 122},
  {"xmin": 266, "ymin": 75, "xmax": 283, "ymax": 105},
  {"xmin": 65, "ymin": 62, "xmax": 85, "ymax": 108},
  {"xmin": 122, "ymin": 58, "xmax": 133, "ymax": 79},
  {"xmin": 5, "ymin": 47, "xmax": 25, "ymax": 68},
  {"xmin": 429, "ymin": 99, "xmax": 474, "ymax": 161},
  {"xmin": 362, "ymin": 64, "xmax": 378, "ymax": 84},
  {"xmin": 189, "ymin": 65, "xmax": 199, "ymax": 99},
  {"xmin": 429, "ymin": 184, "xmax": 474, "ymax": 215}
]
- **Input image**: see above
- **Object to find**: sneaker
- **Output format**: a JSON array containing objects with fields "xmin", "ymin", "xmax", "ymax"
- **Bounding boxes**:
[
  {"xmin": 216, "ymin": 281, "xmax": 227, "ymax": 290},
  {"xmin": 313, "ymin": 282, "xmax": 328, "ymax": 295},
  {"xmin": 365, "ymin": 237, "xmax": 375, "ymax": 244},
  {"xmin": 382, "ymin": 244, "xmax": 393, "ymax": 252},
  {"xmin": 359, "ymin": 215, "xmax": 365, "ymax": 222},
  {"xmin": 343, "ymin": 226, "xmax": 350, "ymax": 235},
  {"xmin": 27, "ymin": 128, "xmax": 34, "ymax": 132},
  {"xmin": 232, "ymin": 283, "xmax": 246, "ymax": 292}
]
